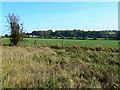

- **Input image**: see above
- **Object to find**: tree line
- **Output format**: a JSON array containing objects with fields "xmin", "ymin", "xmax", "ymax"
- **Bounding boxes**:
[{"xmin": 26, "ymin": 30, "xmax": 120, "ymax": 40}]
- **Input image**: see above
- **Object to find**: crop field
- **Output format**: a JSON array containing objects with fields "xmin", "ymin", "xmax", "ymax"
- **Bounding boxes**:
[{"xmin": 2, "ymin": 38, "xmax": 119, "ymax": 48}]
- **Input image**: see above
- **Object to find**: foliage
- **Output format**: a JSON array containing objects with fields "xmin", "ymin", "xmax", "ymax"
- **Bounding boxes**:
[
  {"xmin": 6, "ymin": 13, "xmax": 24, "ymax": 45},
  {"xmin": 26, "ymin": 30, "xmax": 119, "ymax": 40},
  {"xmin": 4, "ymin": 34, "xmax": 9, "ymax": 38}
]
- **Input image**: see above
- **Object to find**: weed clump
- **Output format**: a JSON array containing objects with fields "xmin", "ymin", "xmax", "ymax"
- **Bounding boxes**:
[
  {"xmin": 50, "ymin": 44, "xmax": 63, "ymax": 49},
  {"xmin": 95, "ymin": 46, "xmax": 104, "ymax": 51}
]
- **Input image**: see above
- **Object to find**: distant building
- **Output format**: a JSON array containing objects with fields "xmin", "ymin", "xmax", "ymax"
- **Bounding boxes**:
[
  {"xmin": 108, "ymin": 32, "xmax": 116, "ymax": 35},
  {"xmin": 26, "ymin": 33, "xmax": 37, "ymax": 37}
]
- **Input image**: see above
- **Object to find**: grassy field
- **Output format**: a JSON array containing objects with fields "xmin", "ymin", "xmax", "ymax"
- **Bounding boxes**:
[
  {"xmin": 1, "ymin": 37, "xmax": 120, "ymax": 88},
  {"xmin": 2, "ymin": 38, "xmax": 119, "ymax": 48},
  {"xmin": 2, "ymin": 45, "xmax": 120, "ymax": 88}
]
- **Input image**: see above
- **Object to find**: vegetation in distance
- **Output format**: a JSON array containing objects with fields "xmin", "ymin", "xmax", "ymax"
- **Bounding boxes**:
[{"xmin": 24, "ymin": 29, "xmax": 120, "ymax": 40}]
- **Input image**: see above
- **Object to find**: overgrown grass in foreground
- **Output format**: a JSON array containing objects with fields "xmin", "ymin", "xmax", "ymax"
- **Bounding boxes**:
[
  {"xmin": 2, "ymin": 38, "xmax": 119, "ymax": 48},
  {"xmin": 2, "ymin": 45, "xmax": 120, "ymax": 88}
]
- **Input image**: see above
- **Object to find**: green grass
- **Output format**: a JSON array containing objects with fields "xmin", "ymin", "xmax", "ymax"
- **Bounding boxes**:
[{"xmin": 2, "ymin": 38, "xmax": 119, "ymax": 48}]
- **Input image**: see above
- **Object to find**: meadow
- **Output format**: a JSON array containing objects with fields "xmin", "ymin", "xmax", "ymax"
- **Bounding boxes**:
[
  {"xmin": 2, "ymin": 46, "xmax": 120, "ymax": 88},
  {"xmin": 1, "ymin": 38, "xmax": 120, "ymax": 88},
  {"xmin": 2, "ymin": 38, "xmax": 119, "ymax": 48}
]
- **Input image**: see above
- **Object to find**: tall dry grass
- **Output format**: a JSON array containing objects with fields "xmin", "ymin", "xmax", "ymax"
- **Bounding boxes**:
[{"xmin": 2, "ymin": 46, "xmax": 119, "ymax": 88}]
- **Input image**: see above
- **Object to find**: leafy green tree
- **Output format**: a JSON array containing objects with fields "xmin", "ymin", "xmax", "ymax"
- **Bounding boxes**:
[{"xmin": 4, "ymin": 34, "xmax": 9, "ymax": 38}]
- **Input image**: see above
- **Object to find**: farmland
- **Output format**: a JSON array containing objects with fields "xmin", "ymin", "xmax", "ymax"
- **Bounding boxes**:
[
  {"xmin": 2, "ymin": 38, "xmax": 119, "ymax": 48},
  {"xmin": 1, "ymin": 37, "xmax": 120, "ymax": 88}
]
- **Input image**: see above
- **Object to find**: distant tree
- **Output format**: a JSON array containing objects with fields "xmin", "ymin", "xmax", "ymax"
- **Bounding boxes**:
[
  {"xmin": 6, "ymin": 13, "xmax": 23, "ymax": 45},
  {"xmin": 28, "ymin": 30, "xmax": 117, "ymax": 40},
  {"xmin": 4, "ymin": 34, "xmax": 9, "ymax": 38},
  {"xmin": 117, "ymin": 31, "xmax": 120, "ymax": 40}
]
